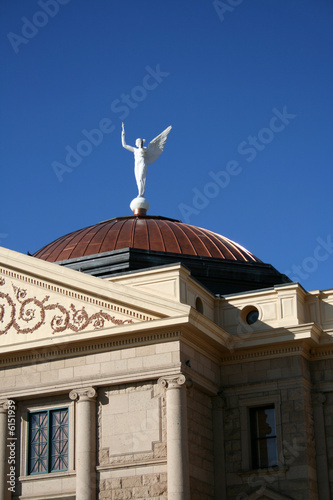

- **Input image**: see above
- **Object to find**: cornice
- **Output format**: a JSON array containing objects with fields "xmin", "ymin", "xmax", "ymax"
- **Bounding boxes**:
[
  {"xmin": 222, "ymin": 374, "xmax": 313, "ymax": 396},
  {"xmin": 221, "ymin": 338, "xmax": 333, "ymax": 364},
  {"xmin": 221, "ymin": 343, "xmax": 312, "ymax": 364},
  {"xmin": 0, "ymin": 268, "xmax": 155, "ymax": 323},
  {"xmin": 310, "ymin": 344, "xmax": 333, "ymax": 360},
  {"xmin": 0, "ymin": 248, "xmax": 192, "ymax": 319}
]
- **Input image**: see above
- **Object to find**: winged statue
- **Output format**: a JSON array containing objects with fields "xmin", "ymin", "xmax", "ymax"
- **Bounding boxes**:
[{"xmin": 121, "ymin": 122, "xmax": 172, "ymax": 198}]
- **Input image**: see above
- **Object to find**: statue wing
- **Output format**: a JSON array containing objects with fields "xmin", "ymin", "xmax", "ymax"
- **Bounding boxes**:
[{"xmin": 145, "ymin": 126, "xmax": 172, "ymax": 165}]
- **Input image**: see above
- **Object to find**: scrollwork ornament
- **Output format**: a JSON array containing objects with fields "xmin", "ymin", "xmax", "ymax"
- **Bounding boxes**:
[
  {"xmin": 0, "ymin": 282, "xmax": 133, "ymax": 335},
  {"xmin": 0, "ymin": 291, "xmax": 15, "ymax": 334},
  {"xmin": 69, "ymin": 387, "xmax": 97, "ymax": 402},
  {"xmin": 0, "ymin": 400, "xmax": 10, "ymax": 412}
]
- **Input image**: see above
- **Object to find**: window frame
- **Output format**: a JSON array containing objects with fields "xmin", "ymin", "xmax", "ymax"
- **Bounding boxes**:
[
  {"xmin": 20, "ymin": 399, "xmax": 75, "ymax": 479},
  {"xmin": 27, "ymin": 407, "xmax": 69, "ymax": 475},
  {"xmin": 249, "ymin": 404, "xmax": 278, "ymax": 469},
  {"xmin": 240, "ymin": 394, "xmax": 282, "ymax": 472}
]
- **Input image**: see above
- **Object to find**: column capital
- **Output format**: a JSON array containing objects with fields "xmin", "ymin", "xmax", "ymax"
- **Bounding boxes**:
[
  {"xmin": 158, "ymin": 374, "xmax": 191, "ymax": 390},
  {"xmin": 312, "ymin": 391, "xmax": 326, "ymax": 405},
  {"xmin": 69, "ymin": 387, "xmax": 97, "ymax": 402},
  {"xmin": 0, "ymin": 400, "xmax": 9, "ymax": 413},
  {"xmin": 213, "ymin": 393, "xmax": 226, "ymax": 410}
]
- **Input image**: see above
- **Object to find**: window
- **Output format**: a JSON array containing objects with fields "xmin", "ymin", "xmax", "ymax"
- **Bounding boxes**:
[
  {"xmin": 28, "ymin": 408, "xmax": 69, "ymax": 475},
  {"xmin": 250, "ymin": 405, "xmax": 278, "ymax": 469},
  {"xmin": 246, "ymin": 309, "xmax": 259, "ymax": 325},
  {"xmin": 241, "ymin": 305, "xmax": 260, "ymax": 325},
  {"xmin": 195, "ymin": 297, "xmax": 204, "ymax": 314}
]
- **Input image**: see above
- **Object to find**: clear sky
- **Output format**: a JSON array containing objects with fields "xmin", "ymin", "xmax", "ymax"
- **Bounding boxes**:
[{"xmin": 1, "ymin": 0, "xmax": 332, "ymax": 292}]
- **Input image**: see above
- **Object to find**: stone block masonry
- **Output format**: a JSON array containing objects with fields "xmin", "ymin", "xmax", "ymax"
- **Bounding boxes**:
[{"xmin": 99, "ymin": 473, "xmax": 167, "ymax": 499}]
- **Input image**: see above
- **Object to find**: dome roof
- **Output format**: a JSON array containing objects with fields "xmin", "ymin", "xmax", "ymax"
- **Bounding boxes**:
[{"xmin": 33, "ymin": 216, "xmax": 261, "ymax": 264}]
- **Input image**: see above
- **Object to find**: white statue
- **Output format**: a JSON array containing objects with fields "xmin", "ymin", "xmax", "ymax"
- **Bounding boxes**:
[{"xmin": 121, "ymin": 122, "xmax": 172, "ymax": 198}]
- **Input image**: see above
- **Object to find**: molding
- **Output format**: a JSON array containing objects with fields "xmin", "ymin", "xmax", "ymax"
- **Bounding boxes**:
[
  {"xmin": 221, "ymin": 341, "xmax": 333, "ymax": 364},
  {"xmin": 309, "ymin": 345, "xmax": 333, "ymax": 360},
  {"xmin": 311, "ymin": 381, "xmax": 333, "ymax": 393},
  {"xmin": 222, "ymin": 375, "xmax": 313, "ymax": 396},
  {"xmin": 96, "ymin": 457, "xmax": 166, "ymax": 472},
  {"xmin": 0, "ymin": 248, "xmax": 193, "ymax": 319},
  {"xmin": 0, "ymin": 365, "xmax": 182, "ymax": 400},
  {"xmin": 221, "ymin": 343, "xmax": 311, "ymax": 364}
]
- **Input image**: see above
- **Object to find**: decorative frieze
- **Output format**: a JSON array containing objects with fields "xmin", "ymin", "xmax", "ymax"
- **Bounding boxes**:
[
  {"xmin": 0, "ymin": 269, "xmax": 157, "ymax": 325},
  {"xmin": 0, "ymin": 279, "xmax": 133, "ymax": 336}
]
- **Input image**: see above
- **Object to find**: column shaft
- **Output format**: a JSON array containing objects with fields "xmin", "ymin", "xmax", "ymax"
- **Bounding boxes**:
[
  {"xmin": 159, "ymin": 375, "xmax": 190, "ymax": 500},
  {"xmin": 0, "ymin": 401, "xmax": 9, "ymax": 500},
  {"xmin": 70, "ymin": 388, "xmax": 97, "ymax": 500}
]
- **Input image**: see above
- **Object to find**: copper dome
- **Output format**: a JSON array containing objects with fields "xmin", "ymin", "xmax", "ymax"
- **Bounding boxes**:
[{"xmin": 33, "ymin": 216, "xmax": 261, "ymax": 264}]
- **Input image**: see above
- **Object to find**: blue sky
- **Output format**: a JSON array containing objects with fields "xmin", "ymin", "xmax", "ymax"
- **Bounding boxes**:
[{"xmin": 1, "ymin": 0, "xmax": 332, "ymax": 292}]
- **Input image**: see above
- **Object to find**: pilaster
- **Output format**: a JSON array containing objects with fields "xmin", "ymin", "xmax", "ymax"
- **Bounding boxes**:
[
  {"xmin": 312, "ymin": 392, "xmax": 330, "ymax": 499},
  {"xmin": 213, "ymin": 394, "xmax": 226, "ymax": 500}
]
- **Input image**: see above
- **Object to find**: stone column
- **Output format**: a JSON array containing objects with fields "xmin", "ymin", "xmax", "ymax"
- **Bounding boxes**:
[
  {"xmin": 0, "ymin": 400, "xmax": 9, "ymax": 500},
  {"xmin": 213, "ymin": 395, "xmax": 227, "ymax": 500},
  {"xmin": 69, "ymin": 388, "xmax": 97, "ymax": 500},
  {"xmin": 158, "ymin": 375, "xmax": 190, "ymax": 500},
  {"xmin": 312, "ymin": 392, "xmax": 330, "ymax": 499}
]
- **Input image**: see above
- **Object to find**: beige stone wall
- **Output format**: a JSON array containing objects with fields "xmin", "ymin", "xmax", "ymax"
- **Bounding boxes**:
[
  {"xmin": 98, "ymin": 381, "xmax": 166, "ymax": 466},
  {"xmin": 0, "ymin": 340, "xmax": 181, "ymax": 397},
  {"xmin": 221, "ymin": 355, "xmax": 319, "ymax": 500},
  {"xmin": 311, "ymin": 357, "xmax": 333, "ymax": 497},
  {"xmin": 99, "ymin": 473, "xmax": 167, "ymax": 499},
  {"xmin": 1, "ymin": 340, "xmax": 179, "ymax": 499},
  {"xmin": 97, "ymin": 381, "xmax": 167, "ymax": 499}
]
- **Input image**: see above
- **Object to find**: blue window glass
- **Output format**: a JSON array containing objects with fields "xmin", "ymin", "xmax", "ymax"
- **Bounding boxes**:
[
  {"xmin": 28, "ymin": 408, "xmax": 68, "ymax": 475},
  {"xmin": 250, "ymin": 405, "xmax": 278, "ymax": 469}
]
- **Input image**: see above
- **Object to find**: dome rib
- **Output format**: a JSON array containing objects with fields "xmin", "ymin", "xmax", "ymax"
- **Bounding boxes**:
[
  {"xmin": 201, "ymin": 228, "xmax": 242, "ymax": 261},
  {"xmin": 149, "ymin": 219, "xmax": 167, "ymax": 253},
  {"xmin": 166, "ymin": 221, "xmax": 198, "ymax": 256},
  {"xmin": 155, "ymin": 219, "xmax": 182, "ymax": 254},
  {"xmin": 85, "ymin": 221, "xmax": 113, "ymax": 256},
  {"xmin": 101, "ymin": 219, "xmax": 126, "ymax": 252},
  {"xmin": 42, "ymin": 226, "xmax": 91, "ymax": 262}
]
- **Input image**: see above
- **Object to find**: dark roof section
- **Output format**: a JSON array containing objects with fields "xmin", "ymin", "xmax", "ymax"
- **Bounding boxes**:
[{"xmin": 33, "ymin": 216, "xmax": 262, "ymax": 264}]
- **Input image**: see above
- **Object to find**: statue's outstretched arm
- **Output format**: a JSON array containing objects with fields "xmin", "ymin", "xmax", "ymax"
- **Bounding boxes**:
[{"xmin": 121, "ymin": 122, "xmax": 135, "ymax": 152}]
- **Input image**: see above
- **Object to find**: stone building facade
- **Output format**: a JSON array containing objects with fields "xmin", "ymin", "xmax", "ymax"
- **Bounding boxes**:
[{"xmin": 0, "ymin": 216, "xmax": 332, "ymax": 500}]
